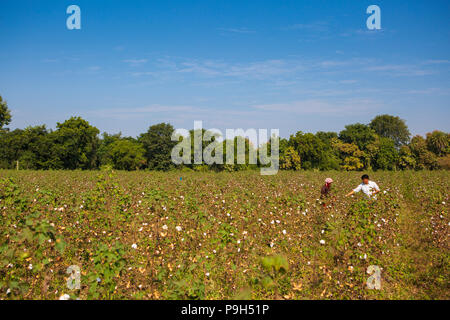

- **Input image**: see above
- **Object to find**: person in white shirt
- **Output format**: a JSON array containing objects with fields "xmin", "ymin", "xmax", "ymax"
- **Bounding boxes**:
[{"xmin": 346, "ymin": 174, "xmax": 380, "ymax": 198}]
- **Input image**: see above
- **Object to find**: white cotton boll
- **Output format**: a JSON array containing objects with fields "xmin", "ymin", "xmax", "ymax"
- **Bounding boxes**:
[
  {"xmin": 131, "ymin": 243, "xmax": 137, "ymax": 249},
  {"xmin": 59, "ymin": 294, "xmax": 70, "ymax": 300},
  {"xmin": 320, "ymin": 240, "xmax": 325, "ymax": 245}
]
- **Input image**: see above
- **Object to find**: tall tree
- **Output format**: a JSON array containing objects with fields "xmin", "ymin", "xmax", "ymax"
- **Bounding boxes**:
[
  {"xmin": 107, "ymin": 139, "xmax": 145, "ymax": 171},
  {"xmin": 332, "ymin": 138, "xmax": 365, "ymax": 171},
  {"xmin": 280, "ymin": 146, "xmax": 301, "ymax": 170},
  {"xmin": 370, "ymin": 114, "xmax": 411, "ymax": 147},
  {"xmin": 426, "ymin": 130, "xmax": 449, "ymax": 156},
  {"xmin": 410, "ymin": 135, "xmax": 438, "ymax": 170},
  {"xmin": 0, "ymin": 129, "xmax": 26, "ymax": 168},
  {"xmin": 288, "ymin": 132, "xmax": 326, "ymax": 170},
  {"xmin": 139, "ymin": 123, "xmax": 177, "ymax": 171},
  {"xmin": 398, "ymin": 145, "xmax": 416, "ymax": 170},
  {"xmin": 316, "ymin": 131, "xmax": 338, "ymax": 145},
  {"xmin": 372, "ymin": 137, "xmax": 398, "ymax": 170},
  {"xmin": 18, "ymin": 125, "xmax": 55, "ymax": 169},
  {"xmin": 339, "ymin": 123, "xmax": 376, "ymax": 151},
  {"xmin": 52, "ymin": 117, "xmax": 100, "ymax": 170},
  {"xmin": 0, "ymin": 126, "xmax": 55, "ymax": 169},
  {"xmin": 98, "ymin": 132, "xmax": 123, "ymax": 167},
  {"xmin": 315, "ymin": 131, "xmax": 340, "ymax": 170},
  {"xmin": 0, "ymin": 95, "xmax": 12, "ymax": 130}
]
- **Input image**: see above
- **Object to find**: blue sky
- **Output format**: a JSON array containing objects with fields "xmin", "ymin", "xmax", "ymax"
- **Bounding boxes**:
[{"xmin": 0, "ymin": 0, "xmax": 449, "ymax": 139}]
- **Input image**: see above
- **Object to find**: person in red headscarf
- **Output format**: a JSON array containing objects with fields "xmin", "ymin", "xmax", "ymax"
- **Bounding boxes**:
[
  {"xmin": 321, "ymin": 178, "xmax": 333, "ymax": 199},
  {"xmin": 320, "ymin": 178, "xmax": 334, "ymax": 208}
]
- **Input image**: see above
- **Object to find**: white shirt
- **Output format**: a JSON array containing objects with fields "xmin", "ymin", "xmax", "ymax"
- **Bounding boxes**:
[{"xmin": 353, "ymin": 181, "xmax": 380, "ymax": 198}]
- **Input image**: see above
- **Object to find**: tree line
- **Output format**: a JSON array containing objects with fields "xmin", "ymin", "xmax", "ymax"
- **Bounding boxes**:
[{"xmin": 0, "ymin": 95, "xmax": 449, "ymax": 171}]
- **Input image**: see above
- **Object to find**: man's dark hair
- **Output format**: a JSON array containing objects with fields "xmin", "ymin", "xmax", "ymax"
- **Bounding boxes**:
[{"xmin": 361, "ymin": 174, "xmax": 370, "ymax": 180}]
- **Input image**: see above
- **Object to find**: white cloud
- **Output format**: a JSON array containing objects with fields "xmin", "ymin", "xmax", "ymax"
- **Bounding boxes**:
[
  {"xmin": 284, "ymin": 21, "xmax": 329, "ymax": 32},
  {"xmin": 88, "ymin": 104, "xmax": 206, "ymax": 120},
  {"xmin": 423, "ymin": 59, "xmax": 450, "ymax": 65},
  {"xmin": 218, "ymin": 27, "xmax": 256, "ymax": 34},
  {"xmin": 252, "ymin": 98, "xmax": 381, "ymax": 115},
  {"xmin": 123, "ymin": 59, "xmax": 148, "ymax": 66},
  {"xmin": 406, "ymin": 88, "xmax": 450, "ymax": 95},
  {"xmin": 365, "ymin": 64, "xmax": 435, "ymax": 76},
  {"xmin": 165, "ymin": 58, "xmax": 305, "ymax": 80}
]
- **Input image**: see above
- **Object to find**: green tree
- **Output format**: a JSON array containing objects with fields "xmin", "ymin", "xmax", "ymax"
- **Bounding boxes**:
[
  {"xmin": 18, "ymin": 126, "xmax": 56, "ymax": 169},
  {"xmin": 372, "ymin": 137, "xmax": 398, "ymax": 170},
  {"xmin": 280, "ymin": 146, "xmax": 301, "ymax": 170},
  {"xmin": 370, "ymin": 114, "xmax": 411, "ymax": 147},
  {"xmin": 107, "ymin": 139, "xmax": 145, "ymax": 170},
  {"xmin": 410, "ymin": 135, "xmax": 438, "ymax": 170},
  {"xmin": 425, "ymin": 130, "xmax": 449, "ymax": 156},
  {"xmin": 288, "ymin": 132, "xmax": 325, "ymax": 170},
  {"xmin": 339, "ymin": 123, "xmax": 376, "ymax": 151},
  {"xmin": 0, "ymin": 95, "xmax": 12, "ymax": 130},
  {"xmin": 398, "ymin": 146, "xmax": 416, "ymax": 170},
  {"xmin": 52, "ymin": 117, "xmax": 100, "ymax": 170},
  {"xmin": 0, "ymin": 129, "xmax": 25, "ymax": 168},
  {"xmin": 315, "ymin": 132, "xmax": 340, "ymax": 170},
  {"xmin": 316, "ymin": 131, "xmax": 338, "ymax": 144},
  {"xmin": 0, "ymin": 126, "xmax": 56, "ymax": 169},
  {"xmin": 332, "ymin": 139, "xmax": 365, "ymax": 171},
  {"xmin": 437, "ymin": 155, "xmax": 450, "ymax": 170},
  {"xmin": 139, "ymin": 123, "xmax": 177, "ymax": 171},
  {"xmin": 98, "ymin": 132, "xmax": 123, "ymax": 167}
]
